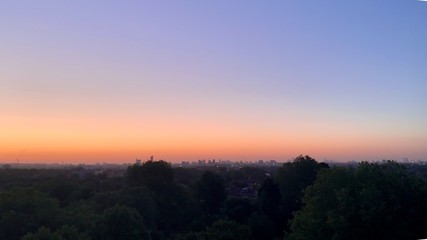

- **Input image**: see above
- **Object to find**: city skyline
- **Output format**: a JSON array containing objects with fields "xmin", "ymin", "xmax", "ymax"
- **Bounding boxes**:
[{"xmin": 1, "ymin": 1, "xmax": 426, "ymax": 163}]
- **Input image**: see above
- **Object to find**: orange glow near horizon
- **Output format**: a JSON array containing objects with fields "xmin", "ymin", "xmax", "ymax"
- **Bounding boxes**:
[{"xmin": 1, "ymin": 112, "xmax": 423, "ymax": 163}]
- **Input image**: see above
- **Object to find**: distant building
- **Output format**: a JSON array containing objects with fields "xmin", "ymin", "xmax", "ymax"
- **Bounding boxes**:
[
  {"xmin": 269, "ymin": 160, "xmax": 277, "ymax": 165},
  {"xmin": 181, "ymin": 161, "xmax": 190, "ymax": 167}
]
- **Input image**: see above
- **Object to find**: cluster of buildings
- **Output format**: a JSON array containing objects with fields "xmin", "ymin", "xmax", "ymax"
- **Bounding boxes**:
[{"xmin": 176, "ymin": 159, "xmax": 278, "ymax": 168}]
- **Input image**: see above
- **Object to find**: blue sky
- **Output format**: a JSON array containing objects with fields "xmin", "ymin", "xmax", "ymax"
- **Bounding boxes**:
[{"xmin": 1, "ymin": 1, "xmax": 426, "ymax": 162}]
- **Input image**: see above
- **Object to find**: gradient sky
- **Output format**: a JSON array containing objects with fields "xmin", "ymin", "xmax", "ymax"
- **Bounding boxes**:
[{"xmin": 1, "ymin": 1, "xmax": 426, "ymax": 163}]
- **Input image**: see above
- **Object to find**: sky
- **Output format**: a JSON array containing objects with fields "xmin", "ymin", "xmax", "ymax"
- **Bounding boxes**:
[{"xmin": 1, "ymin": 1, "xmax": 426, "ymax": 163}]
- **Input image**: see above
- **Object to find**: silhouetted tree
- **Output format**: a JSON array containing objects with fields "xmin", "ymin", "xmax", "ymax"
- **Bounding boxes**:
[
  {"xmin": 288, "ymin": 161, "xmax": 427, "ymax": 240},
  {"xmin": 126, "ymin": 160, "xmax": 174, "ymax": 193},
  {"xmin": 49, "ymin": 181, "xmax": 78, "ymax": 207},
  {"xmin": 154, "ymin": 182, "xmax": 194, "ymax": 235},
  {"xmin": 125, "ymin": 160, "xmax": 194, "ymax": 235},
  {"xmin": 225, "ymin": 198, "xmax": 256, "ymax": 224},
  {"xmin": 22, "ymin": 226, "xmax": 56, "ymax": 240},
  {"xmin": 275, "ymin": 155, "xmax": 329, "ymax": 229},
  {"xmin": 0, "ymin": 188, "xmax": 62, "ymax": 240},
  {"xmin": 62, "ymin": 201, "xmax": 97, "ymax": 236},
  {"xmin": 205, "ymin": 219, "xmax": 250, "ymax": 240},
  {"xmin": 118, "ymin": 186, "xmax": 157, "ymax": 229},
  {"xmin": 54, "ymin": 225, "xmax": 90, "ymax": 240},
  {"xmin": 93, "ymin": 205, "xmax": 149, "ymax": 240},
  {"xmin": 257, "ymin": 177, "xmax": 281, "ymax": 220},
  {"xmin": 194, "ymin": 171, "xmax": 227, "ymax": 218},
  {"xmin": 23, "ymin": 225, "xmax": 89, "ymax": 240},
  {"xmin": 248, "ymin": 212, "xmax": 276, "ymax": 240}
]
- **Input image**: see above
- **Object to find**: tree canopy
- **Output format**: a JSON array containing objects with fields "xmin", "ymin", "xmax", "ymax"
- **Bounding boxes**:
[
  {"xmin": 194, "ymin": 171, "xmax": 227, "ymax": 217},
  {"xmin": 1, "ymin": 159, "xmax": 426, "ymax": 239},
  {"xmin": 275, "ymin": 155, "xmax": 329, "ymax": 229},
  {"xmin": 288, "ymin": 161, "xmax": 427, "ymax": 240}
]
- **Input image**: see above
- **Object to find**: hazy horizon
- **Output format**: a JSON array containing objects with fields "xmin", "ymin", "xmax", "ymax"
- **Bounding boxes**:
[{"xmin": 1, "ymin": 1, "xmax": 426, "ymax": 164}]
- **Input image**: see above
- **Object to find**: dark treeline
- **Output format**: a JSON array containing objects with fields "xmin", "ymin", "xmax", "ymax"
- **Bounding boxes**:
[{"xmin": 0, "ymin": 156, "xmax": 427, "ymax": 240}]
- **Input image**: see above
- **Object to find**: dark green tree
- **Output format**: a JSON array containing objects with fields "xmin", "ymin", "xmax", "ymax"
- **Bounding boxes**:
[
  {"xmin": 62, "ymin": 200, "xmax": 97, "ymax": 234},
  {"xmin": 194, "ymin": 171, "xmax": 227, "ymax": 217},
  {"xmin": 118, "ymin": 186, "xmax": 157, "ymax": 229},
  {"xmin": 275, "ymin": 155, "xmax": 328, "ymax": 228},
  {"xmin": 225, "ymin": 198, "xmax": 256, "ymax": 224},
  {"xmin": 93, "ymin": 205, "xmax": 149, "ymax": 240},
  {"xmin": 23, "ymin": 225, "xmax": 89, "ymax": 240},
  {"xmin": 0, "ymin": 188, "xmax": 62, "ymax": 240},
  {"xmin": 22, "ymin": 226, "xmax": 56, "ymax": 240},
  {"xmin": 288, "ymin": 161, "xmax": 427, "ymax": 240},
  {"xmin": 174, "ymin": 231, "xmax": 207, "ymax": 240},
  {"xmin": 54, "ymin": 225, "xmax": 90, "ymax": 240},
  {"xmin": 258, "ymin": 177, "xmax": 281, "ymax": 220},
  {"xmin": 205, "ymin": 219, "xmax": 250, "ymax": 240},
  {"xmin": 126, "ymin": 160, "xmax": 174, "ymax": 192},
  {"xmin": 154, "ymin": 182, "xmax": 194, "ymax": 235},
  {"xmin": 126, "ymin": 160, "xmax": 194, "ymax": 235},
  {"xmin": 49, "ymin": 181, "xmax": 78, "ymax": 207},
  {"xmin": 257, "ymin": 177, "xmax": 282, "ymax": 238},
  {"xmin": 248, "ymin": 212, "xmax": 276, "ymax": 240}
]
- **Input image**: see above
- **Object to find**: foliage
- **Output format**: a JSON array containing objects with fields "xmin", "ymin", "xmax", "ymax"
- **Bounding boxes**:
[
  {"xmin": 288, "ymin": 161, "xmax": 427, "ymax": 240},
  {"xmin": 248, "ymin": 212, "xmax": 276, "ymax": 240},
  {"xmin": 205, "ymin": 219, "xmax": 250, "ymax": 240},
  {"xmin": 275, "ymin": 155, "xmax": 329, "ymax": 228},
  {"xmin": 0, "ymin": 159, "xmax": 425, "ymax": 239},
  {"xmin": 125, "ymin": 162, "xmax": 196, "ymax": 235},
  {"xmin": 0, "ymin": 188, "xmax": 62, "ymax": 240},
  {"xmin": 224, "ymin": 198, "xmax": 256, "ymax": 224},
  {"xmin": 126, "ymin": 160, "xmax": 174, "ymax": 191},
  {"xmin": 194, "ymin": 171, "xmax": 227, "ymax": 218},
  {"xmin": 22, "ymin": 226, "xmax": 56, "ymax": 240},
  {"xmin": 93, "ymin": 205, "xmax": 149, "ymax": 240},
  {"xmin": 22, "ymin": 225, "xmax": 89, "ymax": 240},
  {"xmin": 258, "ymin": 177, "xmax": 281, "ymax": 220},
  {"xmin": 117, "ymin": 186, "xmax": 157, "ymax": 228},
  {"xmin": 62, "ymin": 200, "xmax": 97, "ymax": 235}
]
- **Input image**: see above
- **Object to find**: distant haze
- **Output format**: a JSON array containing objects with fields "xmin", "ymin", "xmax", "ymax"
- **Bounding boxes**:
[{"xmin": 1, "ymin": 1, "xmax": 426, "ymax": 163}]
